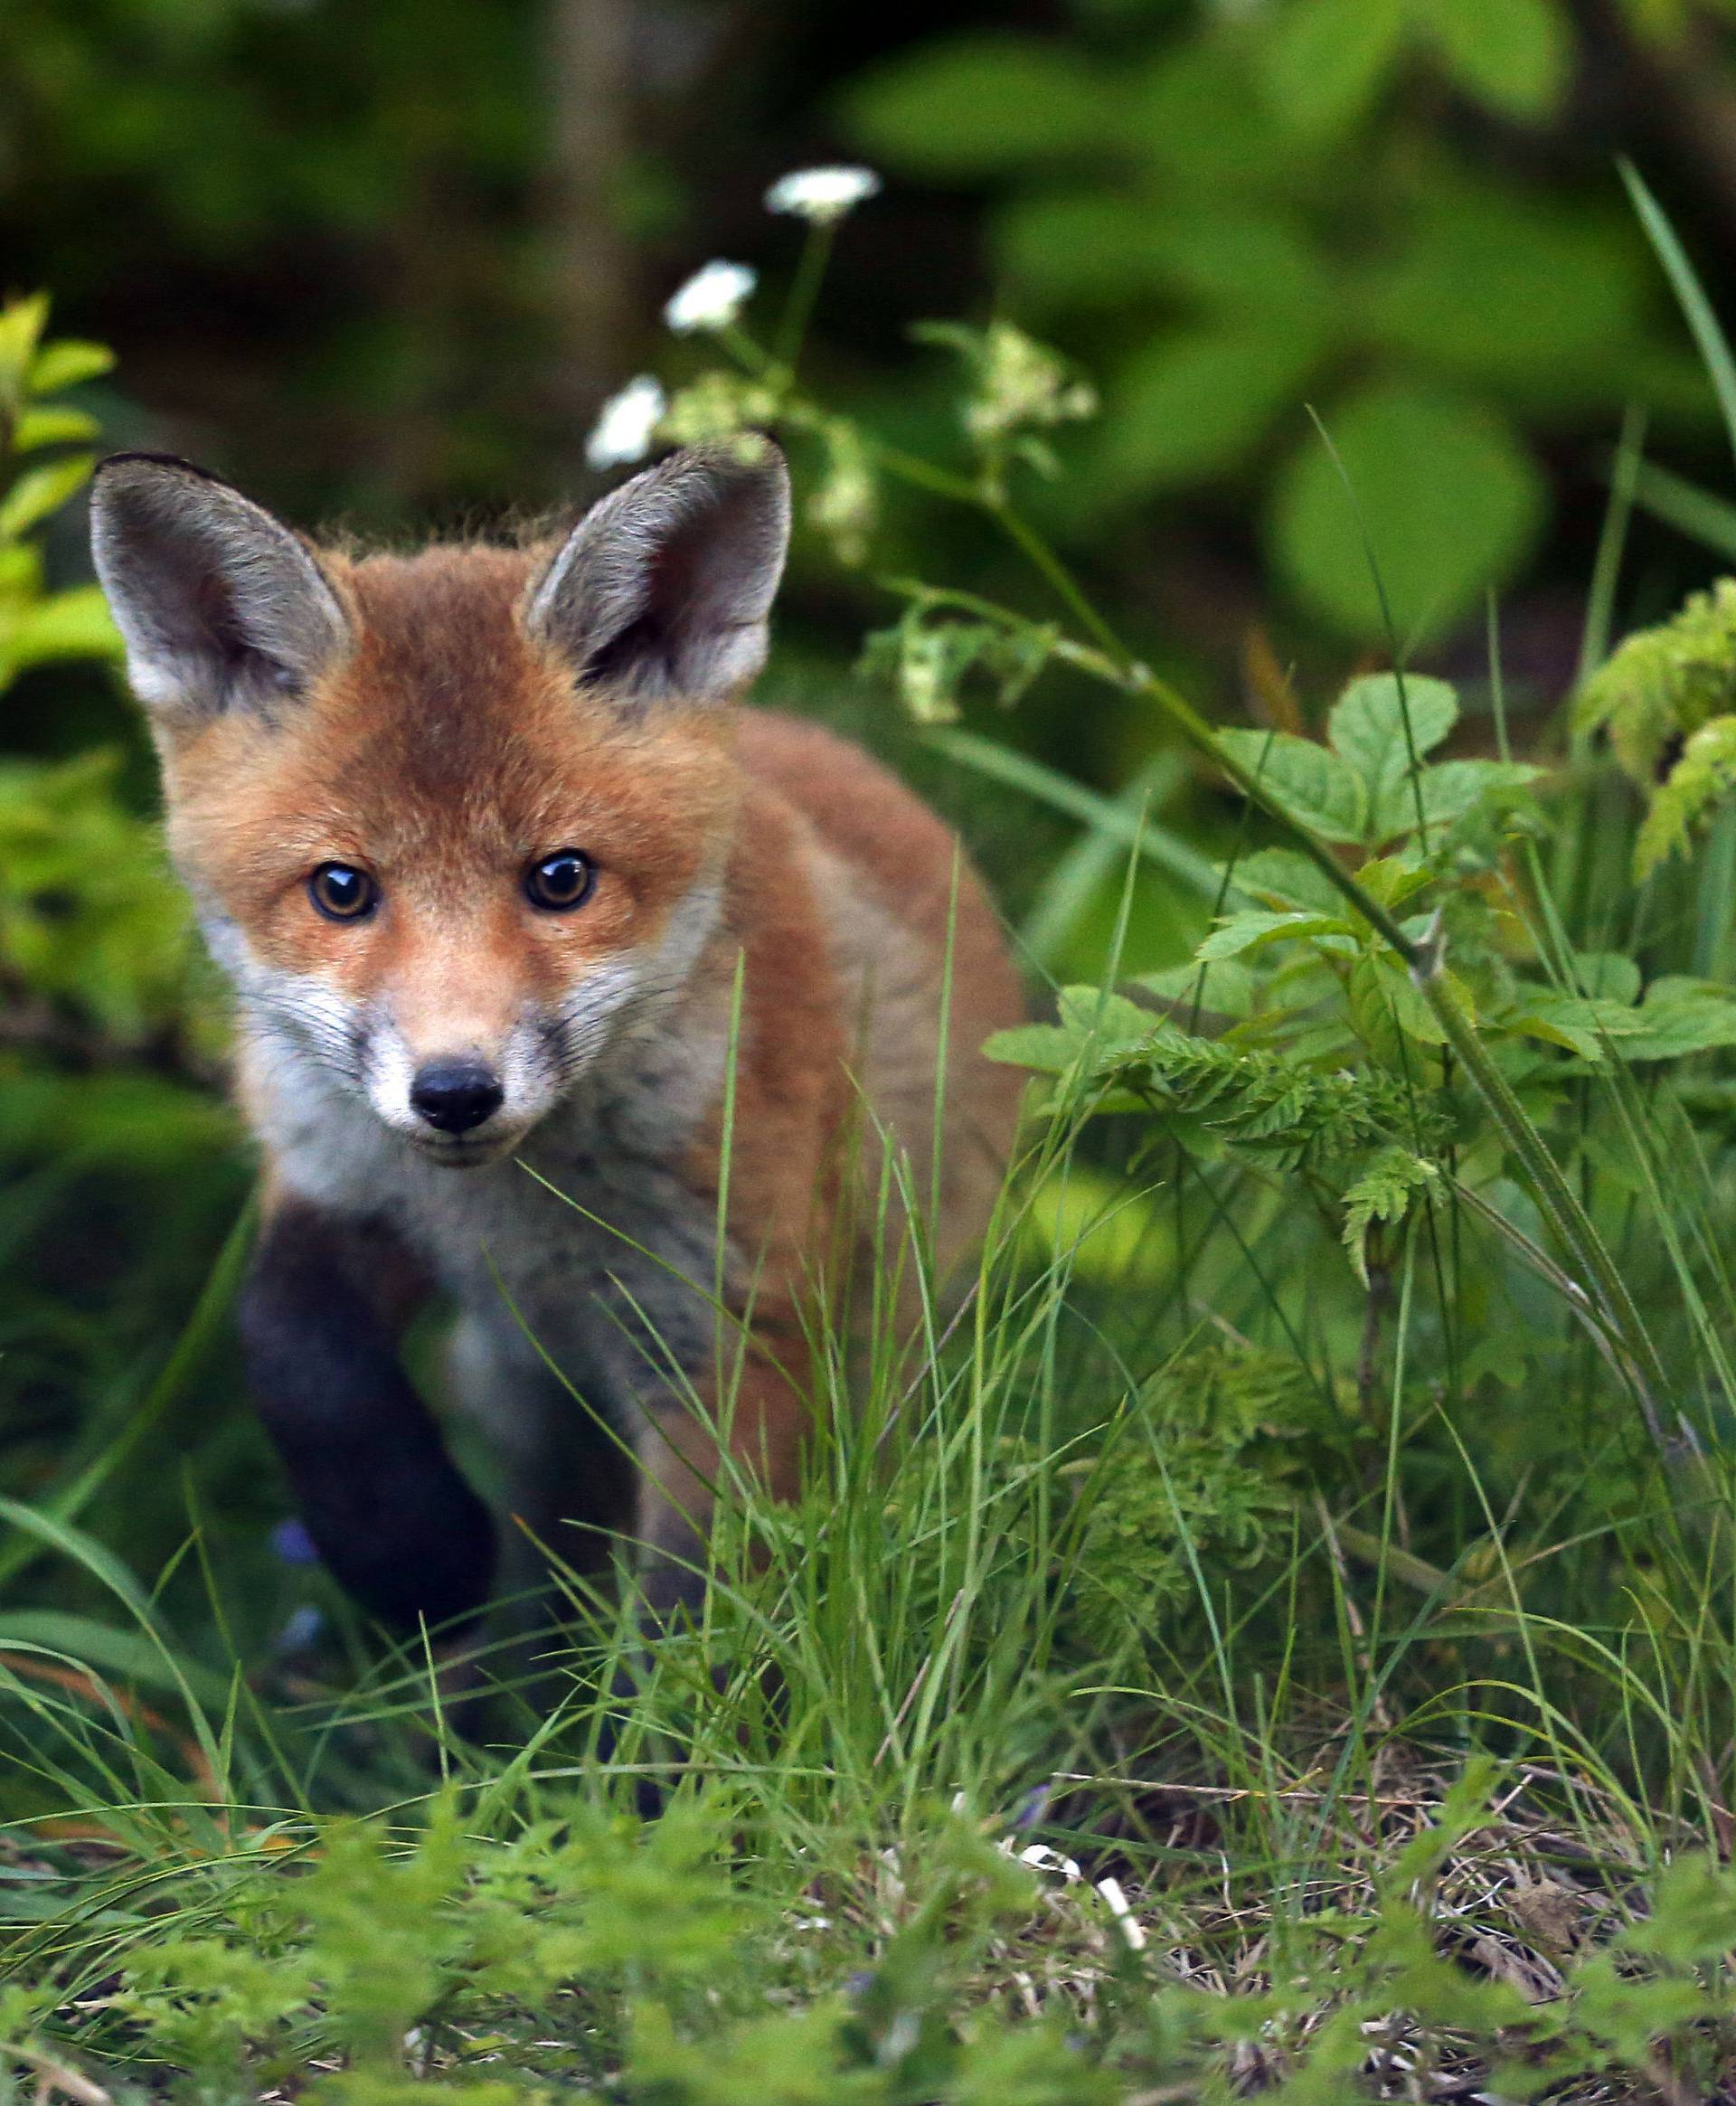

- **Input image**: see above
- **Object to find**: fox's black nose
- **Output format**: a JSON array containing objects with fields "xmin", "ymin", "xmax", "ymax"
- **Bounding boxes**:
[{"xmin": 410, "ymin": 1061, "xmax": 504, "ymax": 1135}]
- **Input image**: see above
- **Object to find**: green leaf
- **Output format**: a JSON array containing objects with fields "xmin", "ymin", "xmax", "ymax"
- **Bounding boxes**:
[
  {"xmin": 1352, "ymin": 855, "xmax": 1435, "ymax": 910},
  {"xmin": 26, "ymin": 338, "xmax": 116, "ymax": 395},
  {"xmin": 844, "ymin": 35, "xmax": 1111, "ymax": 176},
  {"xmin": 1, "ymin": 585, "xmax": 123, "ymax": 682},
  {"xmin": 1623, "ymin": 977, "xmax": 1736, "ymax": 1061},
  {"xmin": 1268, "ymin": 382, "xmax": 1546, "ymax": 644},
  {"xmin": 1054, "ymin": 985, "xmax": 1165, "ymax": 1047},
  {"xmin": 1001, "ymin": 197, "xmax": 1332, "ymax": 321},
  {"xmin": 1133, "ymin": 41, "xmax": 1307, "ymax": 194},
  {"xmin": 995, "ymin": 193, "xmax": 1183, "ymax": 309},
  {"xmin": 1225, "ymin": 847, "xmax": 1349, "ymax": 912},
  {"xmin": 1089, "ymin": 320, "xmax": 1328, "ymax": 499},
  {"xmin": 1105, "ymin": 1020, "xmax": 1452, "ymax": 1163},
  {"xmin": 1362, "ymin": 180, "xmax": 1649, "ymax": 397},
  {"xmin": 1327, "ymin": 673, "xmax": 1458, "ymax": 837},
  {"xmin": 1511, "ymin": 988, "xmax": 1650, "ymax": 1062},
  {"xmin": 1571, "ymin": 951, "xmax": 1643, "ymax": 1006},
  {"xmin": 10, "ymin": 405, "xmax": 99, "ymax": 451},
  {"xmin": 1348, "ymin": 948, "xmax": 1453, "ymax": 1048},
  {"xmin": 1379, "ymin": 757, "xmax": 1541, "ymax": 840},
  {"xmin": 0, "ymin": 453, "xmax": 94, "ymax": 543},
  {"xmin": 1259, "ymin": 0, "xmax": 1407, "ymax": 139},
  {"xmin": 1196, "ymin": 909, "xmax": 1352, "ymax": 961},
  {"xmin": 1137, "ymin": 958, "xmax": 1259, "ymax": 1019},
  {"xmin": 986, "ymin": 987, "xmax": 1159, "ymax": 1079},
  {"xmin": 1216, "ymin": 727, "xmax": 1368, "ymax": 842},
  {"xmin": 1624, "ymin": 1855, "xmax": 1736, "ymax": 1966},
  {"xmin": 0, "ymin": 294, "xmax": 50, "ymax": 402},
  {"xmin": 1341, "ymin": 1145, "xmax": 1439, "ymax": 1285},
  {"xmin": 1418, "ymin": 0, "xmax": 1570, "ymax": 122},
  {"xmin": 982, "ymin": 1022, "xmax": 1083, "ymax": 1077}
]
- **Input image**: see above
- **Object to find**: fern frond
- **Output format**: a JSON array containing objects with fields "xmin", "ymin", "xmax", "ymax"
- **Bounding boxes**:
[
  {"xmin": 1098, "ymin": 1022, "xmax": 1453, "ymax": 1166},
  {"xmin": 1634, "ymin": 713, "xmax": 1736, "ymax": 877},
  {"xmin": 1578, "ymin": 576, "xmax": 1736, "ymax": 783}
]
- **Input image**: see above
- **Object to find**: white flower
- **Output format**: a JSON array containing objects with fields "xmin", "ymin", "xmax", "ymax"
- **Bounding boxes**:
[
  {"xmin": 663, "ymin": 260, "xmax": 757, "ymax": 335},
  {"xmin": 764, "ymin": 165, "xmax": 882, "ymax": 224},
  {"xmin": 584, "ymin": 374, "xmax": 665, "ymax": 470}
]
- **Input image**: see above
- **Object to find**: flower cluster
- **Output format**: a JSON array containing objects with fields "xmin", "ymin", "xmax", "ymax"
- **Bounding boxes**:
[
  {"xmin": 583, "ymin": 164, "xmax": 882, "ymax": 473},
  {"xmin": 764, "ymin": 165, "xmax": 881, "ymax": 224},
  {"xmin": 663, "ymin": 260, "xmax": 756, "ymax": 336},
  {"xmin": 583, "ymin": 373, "xmax": 665, "ymax": 471}
]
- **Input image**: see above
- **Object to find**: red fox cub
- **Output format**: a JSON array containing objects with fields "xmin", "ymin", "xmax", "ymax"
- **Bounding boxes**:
[{"xmin": 90, "ymin": 437, "xmax": 1024, "ymax": 1644}]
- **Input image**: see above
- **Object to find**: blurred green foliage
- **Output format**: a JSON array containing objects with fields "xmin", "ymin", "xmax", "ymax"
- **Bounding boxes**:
[
  {"xmin": 844, "ymin": 0, "xmax": 1725, "ymax": 643},
  {"xmin": 0, "ymin": 293, "xmax": 119, "ymax": 689},
  {"xmin": 0, "ymin": 294, "xmax": 212, "ymax": 1094}
]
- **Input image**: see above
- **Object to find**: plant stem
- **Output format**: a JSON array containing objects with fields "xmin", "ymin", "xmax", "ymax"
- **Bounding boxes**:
[{"xmin": 774, "ymin": 223, "xmax": 835, "ymax": 389}]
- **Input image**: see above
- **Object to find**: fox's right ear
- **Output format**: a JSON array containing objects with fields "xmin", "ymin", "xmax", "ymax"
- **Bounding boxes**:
[{"xmin": 89, "ymin": 454, "xmax": 351, "ymax": 724}]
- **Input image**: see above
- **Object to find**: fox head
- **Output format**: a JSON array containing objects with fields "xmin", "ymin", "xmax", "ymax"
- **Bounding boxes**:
[{"xmin": 90, "ymin": 439, "xmax": 790, "ymax": 1166}]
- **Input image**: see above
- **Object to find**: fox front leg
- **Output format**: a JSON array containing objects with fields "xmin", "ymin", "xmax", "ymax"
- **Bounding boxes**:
[{"xmin": 239, "ymin": 1200, "xmax": 497, "ymax": 1634}]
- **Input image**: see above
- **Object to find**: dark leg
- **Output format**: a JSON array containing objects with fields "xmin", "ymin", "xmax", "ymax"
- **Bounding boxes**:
[{"xmin": 239, "ymin": 1199, "xmax": 496, "ymax": 1635}]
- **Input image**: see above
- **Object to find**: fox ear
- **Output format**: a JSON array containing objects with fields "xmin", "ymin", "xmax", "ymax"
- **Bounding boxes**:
[
  {"xmin": 89, "ymin": 454, "xmax": 351, "ymax": 724},
  {"xmin": 524, "ymin": 437, "xmax": 790, "ymax": 709}
]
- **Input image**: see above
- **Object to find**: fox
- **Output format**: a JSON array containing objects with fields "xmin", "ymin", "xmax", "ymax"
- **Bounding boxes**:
[{"xmin": 88, "ymin": 434, "xmax": 1025, "ymax": 1663}]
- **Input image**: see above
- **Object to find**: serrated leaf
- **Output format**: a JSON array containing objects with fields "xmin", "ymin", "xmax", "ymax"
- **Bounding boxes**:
[
  {"xmin": 1623, "ymin": 977, "xmax": 1736, "ymax": 1061},
  {"xmin": 1216, "ymin": 727, "xmax": 1367, "ymax": 842},
  {"xmin": 1268, "ymin": 382, "xmax": 1545, "ymax": 644},
  {"xmin": 1352, "ymin": 855, "xmax": 1434, "ymax": 910},
  {"xmin": 1512, "ymin": 987, "xmax": 1650, "ymax": 1062},
  {"xmin": 1349, "ymin": 949, "xmax": 1453, "ymax": 1048},
  {"xmin": 1418, "ymin": 0, "xmax": 1570, "ymax": 122},
  {"xmin": 1258, "ymin": 0, "xmax": 1407, "ymax": 139},
  {"xmin": 985, "ymin": 987, "xmax": 1160, "ymax": 1078},
  {"xmin": 1056, "ymin": 985, "xmax": 1165, "ymax": 1046},
  {"xmin": 1328, "ymin": 672, "xmax": 1458, "ymax": 834},
  {"xmin": 1196, "ymin": 909, "xmax": 1352, "ymax": 961},
  {"xmin": 1223, "ymin": 847, "xmax": 1348, "ymax": 913},
  {"xmin": 1137, "ymin": 958, "xmax": 1259, "ymax": 1019},
  {"xmin": 1342, "ymin": 1145, "xmax": 1439, "ymax": 1285},
  {"xmin": 0, "ymin": 454, "xmax": 94, "ymax": 543},
  {"xmin": 26, "ymin": 338, "xmax": 116, "ymax": 395},
  {"xmin": 1377, "ymin": 757, "xmax": 1541, "ymax": 839},
  {"xmin": 982, "ymin": 1022, "xmax": 1082, "ymax": 1076}
]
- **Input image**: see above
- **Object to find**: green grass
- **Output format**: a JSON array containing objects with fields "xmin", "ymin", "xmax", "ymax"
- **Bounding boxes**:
[
  {"xmin": 16, "ymin": 193, "xmax": 1736, "ymax": 2102},
  {"xmin": 10, "ymin": 761, "xmax": 1736, "ymax": 2101}
]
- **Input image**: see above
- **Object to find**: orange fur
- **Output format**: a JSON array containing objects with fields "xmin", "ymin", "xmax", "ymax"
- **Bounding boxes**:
[{"xmin": 149, "ymin": 522, "xmax": 1025, "ymax": 1609}]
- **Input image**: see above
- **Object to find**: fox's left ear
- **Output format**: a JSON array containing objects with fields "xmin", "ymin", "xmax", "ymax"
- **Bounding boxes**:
[{"xmin": 524, "ymin": 436, "xmax": 790, "ymax": 709}]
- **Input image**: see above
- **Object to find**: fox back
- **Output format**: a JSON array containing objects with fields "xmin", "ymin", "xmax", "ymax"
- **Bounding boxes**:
[{"xmin": 90, "ymin": 438, "xmax": 1025, "ymax": 1653}]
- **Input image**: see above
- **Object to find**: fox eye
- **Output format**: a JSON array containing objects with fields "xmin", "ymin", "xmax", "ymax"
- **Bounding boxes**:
[
  {"xmin": 308, "ymin": 863, "xmax": 378, "ymax": 922},
  {"xmin": 524, "ymin": 849, "xmax": 595, "ymax": 912}
]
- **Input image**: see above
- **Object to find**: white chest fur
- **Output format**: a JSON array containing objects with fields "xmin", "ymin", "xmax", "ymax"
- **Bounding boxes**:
[{"xmin": 247, "ymin": 972, "xmax": 735, "ymax": 1398}]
